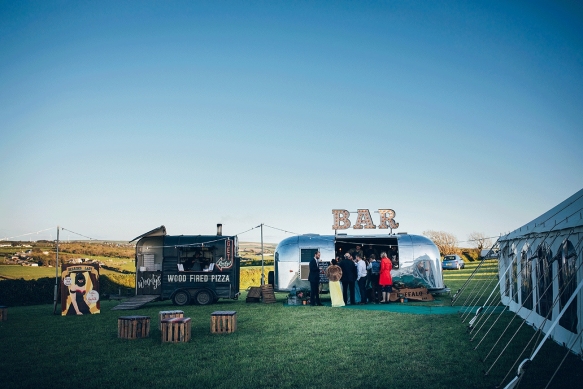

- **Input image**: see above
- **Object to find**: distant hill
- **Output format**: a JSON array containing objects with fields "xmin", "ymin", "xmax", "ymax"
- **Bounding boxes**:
[{"xmin": 239, "ymin": 241, "xmax": 277, "ymax": 255}]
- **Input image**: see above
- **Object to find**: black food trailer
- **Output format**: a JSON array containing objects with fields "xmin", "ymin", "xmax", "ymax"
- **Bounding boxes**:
[{"xmin": 131, "ymin": 225, "xmax": 241, "ymax": 306}]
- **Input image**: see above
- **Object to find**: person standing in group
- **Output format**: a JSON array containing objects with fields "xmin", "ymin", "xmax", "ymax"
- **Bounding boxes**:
[
  {"xmin": 367, "ymin": 254, "xmax": 381, "ymax": 303},
  {"xmin": 339, "ymin": 253, "xmax": 357, "ymax": 305},
  {"xmin": 353, "ymin": 255, "xmax": 361, "ymax": 303},
  {"xmin": 350, "ymin": 245, "xmax": 364, "ymax": 261},
  {"xmin": 355, "ymin": 254, "xmax": 368, "ymax": 304},
  {"xmin": 308, "ymin": 251, "xmax": 323, "ymax": 306},
  {"xmin": 325, "ymin": 259, "xmax": 345, "ymax": 307},
  {"xmin": 388, "ymin": 246, "xmax": 398, "ymax": 267},
  {"xmin": 379, "ymin": 251, "xmax": 393, "ymax": 303},
  {"xmin": 364, "ymin": 245, "xmax": 377, "ymax": 261}
]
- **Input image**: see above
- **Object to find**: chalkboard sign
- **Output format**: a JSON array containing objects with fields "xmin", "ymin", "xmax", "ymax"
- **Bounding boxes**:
[
  {"xmin": 318, "ymin": 262, "xmax": 329, "ymax": 283},
  {"xmin": 137, "ymin": 271, "xmax": 162, "ymax": 295}
]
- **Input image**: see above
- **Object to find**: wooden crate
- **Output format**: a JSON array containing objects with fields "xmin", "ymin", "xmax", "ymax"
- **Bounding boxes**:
[
  {"xmin": 158, "ymin": 310, "xmax": 184, "ymax": 329},
  {"xmin": 261, "ymin": 285, "xmax": 277, "ymax": 304},
  {"xmin": 246, "ymin": 287, "xmax": 262, "ymax": 303},
  {"xmin": 389, "ymin": 287, "xmax": 434, "ymax": 302},
  {"xmin": 210, "ymin": 311, "xmax": 237, "ymax": 334},
  {"xmin": 161, "ymin": 317, "xmax": 191, "ymax": 343},
  {"xmin": 118, "ymin": 316, "xmax": 150, "ymax": 339},
  {"xmin": 0, "ymin": 306, "xmax": 7, "ymax": 321}
]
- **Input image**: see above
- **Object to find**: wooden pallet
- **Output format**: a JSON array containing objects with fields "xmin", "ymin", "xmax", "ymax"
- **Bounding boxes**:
[
  {"xmin": 260, "ymin": 284, "xmax": 277, "ymax": 304},
  {"xmin": 111, "ymin": 295, "xmax": 159, "ymax": 310},
  {"xmin": 246, "ymin": 286, "xmax": 262, "ymax": 303},
  {"xmin": 390, "ymin": 287, "xmax": 434, "ymax": 302}
]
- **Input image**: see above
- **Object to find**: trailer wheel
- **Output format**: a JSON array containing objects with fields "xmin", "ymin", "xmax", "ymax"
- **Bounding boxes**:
[
  {"xmin": 195, "ymin": 289, "xmax": 213, "ymax": 305},
  {"xmin": 172, "ymin": 290, "xmax": 190, "ymax": 306}
]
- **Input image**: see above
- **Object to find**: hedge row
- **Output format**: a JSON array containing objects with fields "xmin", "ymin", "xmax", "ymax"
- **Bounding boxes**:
[
  {"xmin": 0, "ymin": 274, "xmax": 135, "ymax": 307},
  {"xmin": 0, "ymin": 268, "xmax": 273, "ymax": 306}
]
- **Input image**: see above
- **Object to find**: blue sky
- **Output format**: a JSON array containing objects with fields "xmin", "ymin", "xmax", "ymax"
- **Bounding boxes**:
[{"xmin": 1, "ymin": 1, "xmax": 582, "ymax": 245}]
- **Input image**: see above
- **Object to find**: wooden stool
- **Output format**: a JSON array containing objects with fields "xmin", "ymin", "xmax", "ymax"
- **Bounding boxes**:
[
  {"xmin": 118, "ymin": 316, "xmax": 150, "ymax": 339},
  {"xmin": 210, "ymin": 311, "xmax": 237, "ymax": 334},
  {"xmin": 158, "ymin": 310, "xmax": 184, "ymax": 329},
  {"xmin": 0, "ymin": 306, "xmax": 7, "ymax": 321},
  {"xmin": 161, "ymin": 317, "xmax": 191, "ymax": 343}
]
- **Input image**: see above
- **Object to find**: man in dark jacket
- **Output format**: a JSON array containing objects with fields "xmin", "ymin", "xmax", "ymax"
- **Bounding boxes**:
[
  {"xmin": 308, "ymin": 251, "xmax": 323, "ymax": 306},
  {"xmin": 339, "ymin": 253, "xmax": 357, "ymax": 305}
]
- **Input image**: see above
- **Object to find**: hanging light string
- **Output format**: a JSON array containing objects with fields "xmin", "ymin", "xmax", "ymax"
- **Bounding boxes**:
[
  {"xmin": 234, "ymin": 225, "xmax": 262, "ymax": 237},
  {"xmin": 60, "ymin": 227, "xmax": 99, "ymax": 241},
  {"xmin": 137, "ymin": 224, "xmax": 268, "ymax": 250},
  {"xmin": 456, "ymin": 235, "xmax": 502, "ymax": 244},
  {"xmin": 0, "ymin": 227, "xmax": 54, "ymax": 241},
  {"xmin": 263, "ymin": 224, "xmax": 299, "ymax": 235}
]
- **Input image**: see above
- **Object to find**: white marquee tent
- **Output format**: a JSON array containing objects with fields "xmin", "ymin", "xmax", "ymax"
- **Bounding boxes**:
[{"xmin": 498, "ymin": 188, "xmax": 583, "ymax": 356}]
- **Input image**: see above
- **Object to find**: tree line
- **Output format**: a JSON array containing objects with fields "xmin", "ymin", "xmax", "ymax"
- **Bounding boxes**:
[{"xmin": 422, "ymin": 230, "xmax": 493, "ymax": 256}]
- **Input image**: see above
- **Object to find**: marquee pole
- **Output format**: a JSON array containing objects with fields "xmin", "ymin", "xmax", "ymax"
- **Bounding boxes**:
[
  {"xmin": 260, "ymin": 223, "xmax": 265, "ymax": 286},
  {"xmin": 52, "ymin": 226, "xmax": 60, "ymax": 314}
]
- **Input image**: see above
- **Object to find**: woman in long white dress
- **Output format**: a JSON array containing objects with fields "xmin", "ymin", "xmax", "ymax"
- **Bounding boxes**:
[{"xmin": 326, "ymin": 259, "xmax": 345, "ymax": 307}]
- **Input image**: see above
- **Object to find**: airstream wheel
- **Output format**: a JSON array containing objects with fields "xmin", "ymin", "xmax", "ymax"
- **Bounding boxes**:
[
  {"xmin": 195, "ymin": 289, "xmax": 213, "ymax": 305},
  {"xmin": 172, "ymin": 290, "xmax": 190, "ymax": 306}
]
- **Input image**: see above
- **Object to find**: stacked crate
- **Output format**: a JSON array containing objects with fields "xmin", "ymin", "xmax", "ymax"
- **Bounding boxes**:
[
  {"xmin": 161, "ymin": 317, "xmax": 192, "ymax": 343},
  {"xmin": 260, "ymin": 284, "xmax": 277, "ymax": 304}
]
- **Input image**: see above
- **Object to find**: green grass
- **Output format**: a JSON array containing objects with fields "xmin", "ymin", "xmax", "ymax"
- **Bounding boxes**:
[
  {"xmin": 0, "ymin": 265, "xmax": 58, "ymax": 279},
  {"xmin": 1, "ymin": 291, "xmax": 581, "ymax": 389},
  {"xmin": 442, "ymin": 260, "xmax": 500, "ymax": 304}
]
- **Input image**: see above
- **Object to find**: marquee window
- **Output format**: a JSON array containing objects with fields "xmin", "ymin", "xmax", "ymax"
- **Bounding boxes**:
[
  {"xmin": 511, "ymin": 244, "xmax": 518, "ymax": 303},
  {"xmin": 535, "ymin": 243, "xmax": 553, "ymax": 319},
  {"xmin": 521, "ymin": 244, "xmax": 533, "ymax": 310},
  {"xmin": 501, "ymin": 244, "xmax": 511, "ymax": 297},
  {"xmin": 558, "ymin": 239, "xmax": 578, "ymax": 333}
]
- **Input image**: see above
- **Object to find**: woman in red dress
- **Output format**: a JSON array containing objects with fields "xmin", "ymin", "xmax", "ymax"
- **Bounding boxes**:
[{"xmin": 379, "ymin": 252, "xmax": 393, "ymax": 303}]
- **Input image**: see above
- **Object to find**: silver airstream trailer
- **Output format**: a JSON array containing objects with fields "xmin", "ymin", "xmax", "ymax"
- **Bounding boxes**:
[{"xmin": 274, "ymin": 233, "xmax": 446, "ymax": 293}]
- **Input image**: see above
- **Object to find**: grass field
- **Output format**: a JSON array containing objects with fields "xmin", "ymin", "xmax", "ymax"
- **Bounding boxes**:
[
  {"xmin": 1, "ymin": 258, "xmax": 581, "ymax": 389},
  {"xmin": 0, "ymin": 263, "xmax": 134, "ymax": 280},
  {"xmin": 1, "ymin": 293, "xmax": 581, "ymax": 389}
]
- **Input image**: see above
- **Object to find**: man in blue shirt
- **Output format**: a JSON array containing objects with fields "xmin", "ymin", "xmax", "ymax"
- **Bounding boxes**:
[{"xmin": 355, "ymin": 254, "xmax": 368, "ymax": 304}]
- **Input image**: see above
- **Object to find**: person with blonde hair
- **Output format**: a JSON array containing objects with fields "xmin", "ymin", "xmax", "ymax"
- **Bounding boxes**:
[{"xmin": 325, "ymin": 258, "xmax": 345, "ymax": 307}]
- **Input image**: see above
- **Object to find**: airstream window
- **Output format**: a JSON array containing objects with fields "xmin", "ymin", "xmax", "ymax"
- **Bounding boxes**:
[
  {"xmin": 301, "ymin": 249, "xmax": 319, "ymax": 262},
  {"xmin": 300, "ymin": 249, "xmax": 319, "ymax": 280},
  {"xmin": 558, "ymin": 239, "xmax": 578, "ymax": 333}
]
